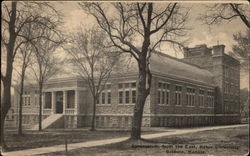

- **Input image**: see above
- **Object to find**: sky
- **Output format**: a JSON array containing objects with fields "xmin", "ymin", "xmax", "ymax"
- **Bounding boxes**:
[
  {"xmin": 54, "ymin": 2, "xmax": 248, "ymax": 52},
  {"xmin": 52, "ymin": 1, "xmax": 249, "ymax": 89}
]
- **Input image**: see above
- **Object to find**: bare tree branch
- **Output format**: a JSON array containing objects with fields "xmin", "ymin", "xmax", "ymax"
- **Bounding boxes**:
[
  {"xmin": 79, "ymin": 2, "xmax": 189, "ymax": 139},
  {"xmin": 65, "ymin": 26, "xmax": 119, "ymax": 130},
  {"xmin": 199, "ymin": 3, "xmax": 250, "ymax": 29}
]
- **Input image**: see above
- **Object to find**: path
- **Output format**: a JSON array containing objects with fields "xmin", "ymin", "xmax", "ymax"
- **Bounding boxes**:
[{"xmin": 3, "ymin": 124, "xmax": 248, "ymax": 156}]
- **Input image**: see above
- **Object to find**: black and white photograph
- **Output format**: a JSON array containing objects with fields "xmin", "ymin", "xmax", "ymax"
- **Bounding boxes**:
[{"xmin": 1, "ymin": 0, "xmax": 249, "ymax": 156}]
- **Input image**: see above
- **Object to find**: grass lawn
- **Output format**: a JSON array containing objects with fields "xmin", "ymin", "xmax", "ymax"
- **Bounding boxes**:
[
  {"xmin": 4, "ymin": 128, "xmax": 170, "ymax": 152},
  {"xmin": 43, "ymin": 126, "xmax": 249, "ymax": 156},
  {"xmin": 4, "ymin": 129, "xmax": 129, "ymax": 152}
]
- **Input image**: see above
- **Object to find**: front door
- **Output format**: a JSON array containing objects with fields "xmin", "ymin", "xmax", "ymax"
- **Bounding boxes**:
[{"xmin": 56, "ymin": 91, "xmax": 63, "ymax": 114}]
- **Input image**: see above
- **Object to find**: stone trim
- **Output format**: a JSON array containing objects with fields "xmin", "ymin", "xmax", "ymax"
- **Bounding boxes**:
[
  {"xmin": 214, "ymin": 114, "xmax": 239, "ymax": 116},
  {"xmin": 152, "ymin": 114, "xmax": 215, "ymax": 117},
  {"xmin": 82, "ymin": 114, "xmax": 215, "ymax": 117},
  {"xmin": 43, "ymin": 87, "xmax": 87, "ymax": 92}
]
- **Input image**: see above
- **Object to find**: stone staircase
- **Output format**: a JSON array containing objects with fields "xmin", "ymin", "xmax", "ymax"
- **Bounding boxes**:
[{"xmin": 30, "ymin": 114, "xmax": 64, "ymax": 130}]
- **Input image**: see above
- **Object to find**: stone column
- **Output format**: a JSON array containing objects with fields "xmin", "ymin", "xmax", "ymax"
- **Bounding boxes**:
[
  {"xmin": 42, "ymin": 92, "xmax": 45, "ymax": 115},
  {"xmin": 52, "ymin": 91, "xmax": 56, "ymax": 114},
  {"xmin": 73, "ymin": 90, "xmax": 79, "ymax": 128},
  {"xmin": 63, "ymin": 91, "xmax": 67, "ymax": 114},
  {"xmin": 74, "ymin": 90, "xmax": 79, "ymax": 115}
]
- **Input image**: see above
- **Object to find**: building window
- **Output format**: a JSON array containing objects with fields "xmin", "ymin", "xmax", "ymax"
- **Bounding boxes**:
[
  {"xmin": 107, "ymin": 92, "xmax": 111, "ymax": 104},
  {"xmin": 207, "ymin": 91, "xmax": 214, "ymax": 107},
  {"xmin": 125, "ymin": 91, "xmax": 130, "ymax": 103},
  {"xmin": 106, "ymin": 84, "xmax": 111, "ymax": 90},
  {"xmin": 166, "ymin": 91, "xmax": 170, "ymax": 105},
  {"xmin": 44, "ymin": 92, "xmax": 52, "ymax": 109},
  {"xmin": 132, "ymin": 90, "xmax": 136, "ymax": 103},
  {"xmin": 131, "ymin": 82, "xmax": 136, "ymax": 88},
  {"xmin": 102, "ymin": 92, "xmax": 105, "ymax": 104},
  {"xmin": 119, "ymin": 91, "xmax": 123, "ymax": 104},
  {"xmin": 67, "ymin": 90, "xmax": 75, "ymax": 108},
  {"xmin": 118, "ymin": 83, "xmax": 123, "ymax": 89},
  {"xmin": 97, "ymin": 84, "xmax": 111, "ymax": 105},
  {"xmin": 158, "ymin": 82, "xmax": 162, "ymax": 88},
  {"xmin": 187, "ymin": 88, "xmax": 195, "ymax": 106},
  {"xmin": 27, "ymin": 96, "xmax": 30, "ymax": 105},
  {"xmin": 175, "ymin": 85, "xmax": 182, "ymax": 105},
  {"xmin": 96, "ymin": 95, "xmax": 100, "ymax": 104},
  {"xmin": 124, "ymin": 83, "xmax": 130, "ymax": 88},
  {"xmin": 199, "ymin": 90, "xmax": 204, "ymax": 107},
  {"xmin": 118, "ymin": 82, "xmax": 137, "ymax": 104},
  {"xmin": 162, "ymin": 91, "xmax": 165, "ymax": 104},
  {"xmin": 158, "ymin": 82, "xmax": 170, "ymax": 105}
]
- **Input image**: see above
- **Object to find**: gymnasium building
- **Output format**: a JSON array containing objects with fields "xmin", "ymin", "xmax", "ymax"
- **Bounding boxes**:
[{"xmin": 6, "ymin": 44, "xmax": 240, "ymax": 129}]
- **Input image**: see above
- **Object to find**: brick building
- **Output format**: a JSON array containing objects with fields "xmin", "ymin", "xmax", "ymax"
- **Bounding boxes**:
[{"xmin": 6, "ymin": 44, "xmax": 240, "ymax": 129}]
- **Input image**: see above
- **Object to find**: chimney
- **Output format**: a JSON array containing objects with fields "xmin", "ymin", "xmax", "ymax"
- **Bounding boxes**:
[
  {"xmin": 184, "ymin": 44, "xmax": 211, "ymax": 58},
  {"xmin": 212, "ymin": 45, "xmax": 225, "ymax": 56}
]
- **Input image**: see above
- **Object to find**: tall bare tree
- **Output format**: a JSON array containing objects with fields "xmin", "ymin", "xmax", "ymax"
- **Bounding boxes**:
[
  {"xmin": 11, "ymin": 22, "xmax": 37, "ymax": 135},
  {"xmin": 80, "ymin": 2, "xmax": 189, "ymax": 139},
  {"xmin": 30, "ymin": 29, "xmax": 63, "ymax": 131},
  {"xmin": 16, "ymin": 44, "xmax": 33, "ymax": 135},
  {"xmin": 1, "ymin": 1, "xmax": 63, "ymax": 148},
  {"xmin": 65, "ymin": 27, "xmax": 119, "ymax": 131},
  {"xmin": 200, "ymin": 3, "xmax": 250, "ymax": 29}
]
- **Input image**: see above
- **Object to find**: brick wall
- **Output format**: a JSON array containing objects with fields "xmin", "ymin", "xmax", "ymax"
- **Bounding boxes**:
[
  {"xmin": 182, "ymin": 44, "xmax": 240, "ymax": 125},
  {"xmin": 149, "ymin": 75, "xmax": 215, "ymax": 127},
  {"xmin": 83, "ymin": 75, "xmax": 151, "ymax": 128}
]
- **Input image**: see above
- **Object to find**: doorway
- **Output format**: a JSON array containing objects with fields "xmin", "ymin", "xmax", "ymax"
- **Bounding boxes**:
[{"xmin": 56, "ymin": 91, "xmax": 63, "ymax": 114}]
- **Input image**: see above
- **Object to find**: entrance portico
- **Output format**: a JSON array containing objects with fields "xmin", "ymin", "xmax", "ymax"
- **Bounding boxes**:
[{"xmin": 42, "ymin": 90, "xmax": 80, "ymax": 116}]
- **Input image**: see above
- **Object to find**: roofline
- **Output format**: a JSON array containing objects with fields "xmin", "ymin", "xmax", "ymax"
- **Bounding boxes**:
[
  {"xmin": 152, "ymin": 51, "xmax": 208, "ymax": 70},
  {"xmin": 223, "ymin": 53, "xmax": 241, "ymax": 64}
]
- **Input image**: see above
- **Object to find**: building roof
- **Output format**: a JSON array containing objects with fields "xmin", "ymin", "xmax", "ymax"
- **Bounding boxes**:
[
  {"xmin": 47, "ymin": 51, "xmax": 215, "ymax": 86},
  {"xmin": 150, "ymin": 52, "xmax": 215, "ymax": 85}
]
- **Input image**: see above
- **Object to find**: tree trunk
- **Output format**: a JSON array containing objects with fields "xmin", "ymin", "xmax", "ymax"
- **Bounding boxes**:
[
  {"xmin": 1, "ymin": 81, "xmax": 12, "ymax": 150},
  {"xmin": 18, "ymin": 67, "xmax": 26, "ymax": 135},
  {"xmin": 130, "ymin": 55, "xmax": 148, "ymax": 140},
  {"xmin": 1, "ymin": 115, "xmax": 6, "ymax": 150},
  {"xmin": 1, "ymin": 1, "xmax": 17, "ymax": 150},
  {"xmin": 90, "ymin": 96, "xmax": 97, "ymax": 131},
  {"xmin": 38, "ymin": 82, "xmax": 43, "ymax": 131}
]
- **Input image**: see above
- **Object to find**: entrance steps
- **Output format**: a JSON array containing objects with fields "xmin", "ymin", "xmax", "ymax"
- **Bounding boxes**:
[{"xmin": 30, "ymin": 114, "xmax": 64, "ymax": 130}]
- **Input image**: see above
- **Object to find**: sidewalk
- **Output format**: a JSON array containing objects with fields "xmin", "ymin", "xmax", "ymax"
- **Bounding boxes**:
[{"xmin": 3, "ymin": 124, "xmax": 248, "ymax": 156}]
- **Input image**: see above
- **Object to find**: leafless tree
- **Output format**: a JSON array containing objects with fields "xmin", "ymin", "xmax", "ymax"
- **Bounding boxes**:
[
  {"xmin": 10, "ymin": 22, "xmax": 37, "ymax": 135},
  {"xmin": 200, "ymin": 3, "xmax": 250, "ymax": 29},
  {"xmin": 1, "ymin": 1, "xmax": 63, "ymax": 148},
  {"xmin": 16, "ymin": 44, "xmax": 34, "ymax": 135},
  {"xmin": 79, "ymin": 2, "xmax": 189, "ymax": 139},
  {"xmin": 30, "ymin": 29, "xmax": 64, "ymax": 131},
  {"xmin": 65, "ymin": 27, "xmax": 119, "ymax": 131}
]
